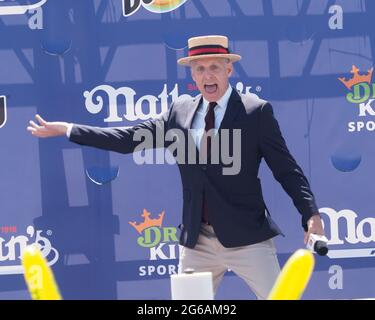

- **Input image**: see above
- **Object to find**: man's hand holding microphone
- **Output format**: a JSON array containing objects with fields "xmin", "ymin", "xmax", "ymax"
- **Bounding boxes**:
[{"xmin": 304, "ymin": 214, "xmax": 329, "ymax": 256}]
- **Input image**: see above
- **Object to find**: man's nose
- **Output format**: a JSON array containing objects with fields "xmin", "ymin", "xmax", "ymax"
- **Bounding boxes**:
[{"xmin": 203, "ymin": 70, "xmax": 214, "ymax": 79}]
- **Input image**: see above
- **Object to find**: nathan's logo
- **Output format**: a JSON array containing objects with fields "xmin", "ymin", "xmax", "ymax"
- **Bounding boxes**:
[
  {"xmin": 0, "ymin": 226, "xmax": 59, "ymax": 275},
  {"xmin": 0, "ymin": 0, "xmax": 47, "ymax": 15},
  {"xmin": 123, "ymin": 0, "xmax": 188, "ymax": 17},
  {"xmin": 84, "ymin": 82, "xmax": 256, "ymax": 124},
  {"xmin": 0, "ymin": 96, "xmax": 6, "ymax": 129},
  {"xmin": 129, "ymin": 209, "xmax": 181, "ymax": 277},
  {"xmin": 320, "ymin": 207, "xmax": 375, "ymax": 259},
  {"xmin": 84, "ymin": 84, "xmax": 186, "ymax": 123},
  {"xmin": 339, "ymin": 65, "xmax": 375, "ymax": 132}
]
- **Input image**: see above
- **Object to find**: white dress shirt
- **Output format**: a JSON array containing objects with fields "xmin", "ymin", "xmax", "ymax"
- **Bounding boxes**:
[
  {"xmin": 190, "ymin": 85, "xmax": 232, "ymax": 151},
  {"xmin": 66, "ymin": 123, "xmax": 73, "ymax": 138}
]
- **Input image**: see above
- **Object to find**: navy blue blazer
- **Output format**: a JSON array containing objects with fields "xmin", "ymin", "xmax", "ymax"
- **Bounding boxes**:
[{"xmin": 70, "ymin": 89, "xmax": 318, "ymax": 248}]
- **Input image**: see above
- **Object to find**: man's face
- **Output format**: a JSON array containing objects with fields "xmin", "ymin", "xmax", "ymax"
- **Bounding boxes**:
[{"xmin": 190, "ymin": 57, "xmax": 233, "ymax": 102}]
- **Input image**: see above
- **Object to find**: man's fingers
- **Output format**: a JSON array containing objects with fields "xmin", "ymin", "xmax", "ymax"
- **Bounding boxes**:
[
  {"xmin": 29, "ymin": 120, "xmax": 41, "ymax": 129},
  {"xmin": 304, "ymin": 232, "xmax": 309, "ymax": 245},
  {"xmin": 27, "ymin": 126, "xmax": 36, "ymax": 133},
  {"xmin": 27, "ymin": 126, "xmax": 44, "ymax": 137},
  {"xmin": 35, "ymin": 114, "xmax": 47, "ymax": 126},
  {"xmin": 27, "ymin": 117, "xmax": 52, "ymax": 138}
]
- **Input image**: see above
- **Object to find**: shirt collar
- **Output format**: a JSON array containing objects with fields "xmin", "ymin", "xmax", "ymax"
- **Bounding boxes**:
[{"xmin": 202, "ymin": 85, "xmax": 232, "ymax": 111}]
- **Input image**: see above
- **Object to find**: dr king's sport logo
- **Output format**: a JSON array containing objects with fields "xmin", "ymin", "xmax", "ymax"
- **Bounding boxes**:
[
  {"xmin": 339, "ymin": 65, "xmax": 375, "ymax": 133},
  {"xmin": 128, "ymin": 209, "xmax": 182, "ymax": 278}
]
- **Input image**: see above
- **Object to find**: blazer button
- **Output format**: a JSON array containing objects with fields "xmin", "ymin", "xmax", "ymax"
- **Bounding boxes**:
[{"xmin": 202, "ymin": 166, "xmax": 207, "ymax": 171}]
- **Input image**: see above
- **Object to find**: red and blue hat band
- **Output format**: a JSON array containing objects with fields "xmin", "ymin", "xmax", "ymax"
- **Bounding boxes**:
[{"xmin": 188, "ymin": 45, "xmax": 230, "ymax": 57}]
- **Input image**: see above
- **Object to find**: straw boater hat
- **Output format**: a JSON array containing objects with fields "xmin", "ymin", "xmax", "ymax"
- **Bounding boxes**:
[{"xmin": 177, "ymin": 35, "xmax": 241, "ymax": 66}]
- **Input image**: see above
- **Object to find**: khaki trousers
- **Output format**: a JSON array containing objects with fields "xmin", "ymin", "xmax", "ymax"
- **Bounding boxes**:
[{"xmin": 178, "ymin": 223, "xmax": 281, "ymax": 300}]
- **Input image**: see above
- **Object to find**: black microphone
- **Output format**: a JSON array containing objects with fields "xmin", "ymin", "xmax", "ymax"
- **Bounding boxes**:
[{"xmin": 306, "ymin": 234, "xmax": 329, "ymax": 256}]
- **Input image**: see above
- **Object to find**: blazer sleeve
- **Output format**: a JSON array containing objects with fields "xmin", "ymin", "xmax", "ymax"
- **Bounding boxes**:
[
  {"xmin": 68, "ymin": 104, "xmax": 173, "ymax": 155},
  {"xmin": 258, "ymin": 102, "xmax": 319, "ymax": 230}
]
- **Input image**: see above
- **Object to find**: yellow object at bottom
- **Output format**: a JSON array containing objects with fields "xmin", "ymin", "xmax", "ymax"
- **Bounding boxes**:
[
  {"xmin": 268, "ymin": 249, "xmax": 315, "ymax": 300},
  {"xmin": 22, "ymin": 245, "xmax": 62, "ymax": 300}
]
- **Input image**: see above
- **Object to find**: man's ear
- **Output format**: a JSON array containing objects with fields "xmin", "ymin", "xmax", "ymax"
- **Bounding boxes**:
[
  {"xmin": 190, "ymin": 67, "xmax": 196, "ymax": 82},
  {"xmin": 227, "ymin": 62, "xmax": 233, "ymax": 77}
]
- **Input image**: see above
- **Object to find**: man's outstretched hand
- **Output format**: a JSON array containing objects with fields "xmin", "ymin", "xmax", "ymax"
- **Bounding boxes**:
[{"xmin": 27, "ymin": 115, "xmax": 70, "ymax": 138}]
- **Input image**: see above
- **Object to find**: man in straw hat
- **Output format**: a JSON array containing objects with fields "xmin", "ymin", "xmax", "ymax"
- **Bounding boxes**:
[{"xmin": 27, "ymin": 35, "xmax": 324, "ymax": 299}]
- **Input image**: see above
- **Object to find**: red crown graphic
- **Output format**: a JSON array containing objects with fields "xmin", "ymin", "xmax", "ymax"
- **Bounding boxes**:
[
  {"xmin": 128, "ymin": 209, "xmax": 165, "ymax": 234},
  {"xmin": 338, "ymin": 65, "xmax": 373, "ymax": 90}
]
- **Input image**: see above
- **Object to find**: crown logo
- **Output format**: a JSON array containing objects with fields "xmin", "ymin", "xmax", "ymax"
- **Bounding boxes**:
[
  {"xmin": 338, "ymin": 65, "xmax": 373, "ymax": 90},
  {"xmin": 128, "ymin": 209, "xmax": 165, "ymax": 234}
]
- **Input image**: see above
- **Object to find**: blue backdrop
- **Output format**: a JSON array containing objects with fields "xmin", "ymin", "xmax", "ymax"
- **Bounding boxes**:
[{"xmin": 0, "ymin": 0, "xmax": 374, "ymax": 300}]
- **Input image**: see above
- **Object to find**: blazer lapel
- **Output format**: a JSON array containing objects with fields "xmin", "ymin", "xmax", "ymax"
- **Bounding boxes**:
[
  {"xmin": 184, "ymin": 94, "xmax": 202, "ymax": 130},
  {"xmin": 218, "ymin": 88, "xmax": 242, "ymax": 131},
  {"xmin": 182, "ymin": 95, "xmax": 202, "ymax": 162}
]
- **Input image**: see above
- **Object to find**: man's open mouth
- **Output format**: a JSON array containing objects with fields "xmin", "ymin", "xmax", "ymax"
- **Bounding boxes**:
[{"xmin": 204, "ymin": 84, "xmax": 218, "ymax": 94}]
